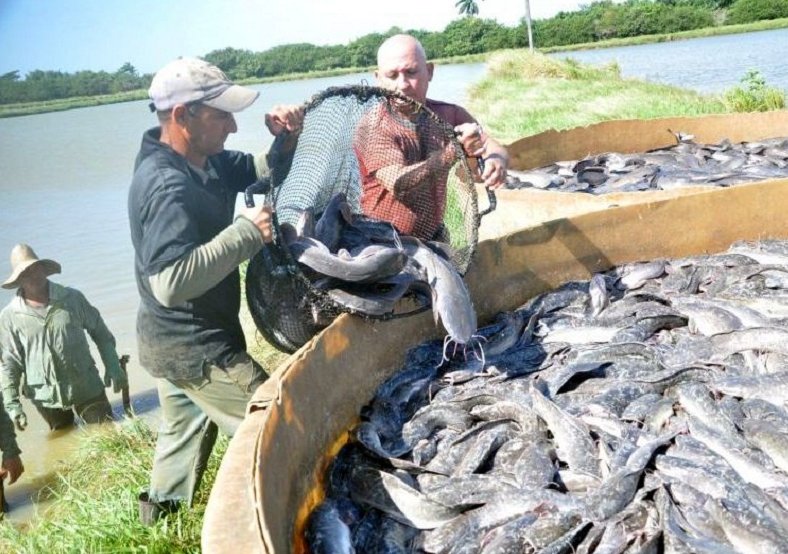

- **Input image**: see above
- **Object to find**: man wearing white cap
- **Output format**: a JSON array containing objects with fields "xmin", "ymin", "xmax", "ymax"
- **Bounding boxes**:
[
  {"xmin": 128, "ymin": 57, "xmax": 303, "ymax": 524},
  {"xmin": 0, "ymin": 244, "xmax": 126, "ymax": 431}
]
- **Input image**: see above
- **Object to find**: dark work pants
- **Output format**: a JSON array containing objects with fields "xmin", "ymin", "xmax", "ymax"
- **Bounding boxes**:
[
  {"xmin": 33, "ymin": 392, "xmax": 113, "ymax": 430},
  {"xmin": 148, "ymin": 352, "xmax": 268, "ymax": 506}
]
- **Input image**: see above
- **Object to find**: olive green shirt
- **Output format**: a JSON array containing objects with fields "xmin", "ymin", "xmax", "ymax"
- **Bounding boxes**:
[
  {"xmin": 0, "ymin": 390, "xmax": 20, "ymax": 461},
  {"xmin": 0, "ymin": 282, "xmax": 120, "ymax": 413}
]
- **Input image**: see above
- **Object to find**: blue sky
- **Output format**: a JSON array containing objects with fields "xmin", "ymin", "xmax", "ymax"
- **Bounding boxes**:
[{"xmin": 0, "ymin": 0, "xmax": 586, "ymax": 76}]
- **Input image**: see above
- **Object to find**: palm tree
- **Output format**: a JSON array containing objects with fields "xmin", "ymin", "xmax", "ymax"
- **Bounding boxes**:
[
  {"xmin": 455, "ymin": 0, "xmax": 480, "ymax": 16},
  {"xmin": 455, "ymin": 0, "xmax": 534, "ymax": 52},
  {"xmin": 523, "ymin": 0, "xmax": 533, "ymax": 53}
]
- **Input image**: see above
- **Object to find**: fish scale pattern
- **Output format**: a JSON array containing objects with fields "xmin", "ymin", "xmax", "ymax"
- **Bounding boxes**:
[{"xmin": 306, "ymin": 238, "xmax": 788, "ymax": 553}]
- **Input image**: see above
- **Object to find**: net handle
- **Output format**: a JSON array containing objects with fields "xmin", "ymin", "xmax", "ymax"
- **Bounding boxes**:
[
  {"xmin": 475, "ymin": 156, "xmax": 498, "ymax": 220},
  {"xmin": 244, "ymin": 179, "xmax": 295, "ymax": 271},
  {"xmin": 244, "ymin": 178, "xmax": 272, "ymax": 209}
]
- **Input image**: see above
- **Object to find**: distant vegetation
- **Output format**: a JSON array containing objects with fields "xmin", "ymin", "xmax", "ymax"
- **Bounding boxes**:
[
  {"xmin": 1, "ymin": 0, "xmax": 787, "ymax": 109},
  {"xmin": 726, "ymin": 0, "xmax": 788, "ymax": 24},
  {"xmin": 0, "ymin": 63, "xmax": 148, "ymax": 105}
]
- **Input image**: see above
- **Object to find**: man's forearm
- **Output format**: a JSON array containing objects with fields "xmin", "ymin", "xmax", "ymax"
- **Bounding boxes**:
[
  {"xmin": 149, "ymin": 217, "xmax": 264, "ymax": 308},
  {"xmin": 0, "ymin": 374, "xmax": 23, "ymax": 420},
  {"xmin": 377, "ymin": 148, "xmax": 454, "ymax": 199},
  {"xmin": 484, "ymin": 139, "xmax": 509, "ymax": 165}
]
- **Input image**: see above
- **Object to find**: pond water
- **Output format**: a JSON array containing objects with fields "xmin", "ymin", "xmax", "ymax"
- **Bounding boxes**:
[{"xmin": 550, "ymin": 27, "xmax": 788, "ymax": 93}]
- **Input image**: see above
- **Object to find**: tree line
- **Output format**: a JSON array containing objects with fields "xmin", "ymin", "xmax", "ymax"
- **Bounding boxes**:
[{"xmin": 1, "ymin": 0, "xmax": 785, "ymax": 105}]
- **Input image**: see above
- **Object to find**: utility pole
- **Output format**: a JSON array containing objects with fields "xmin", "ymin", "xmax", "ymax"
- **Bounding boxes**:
[{"xmin": 525, "ymin": 0, "xmax": 534, "ymax": 52}]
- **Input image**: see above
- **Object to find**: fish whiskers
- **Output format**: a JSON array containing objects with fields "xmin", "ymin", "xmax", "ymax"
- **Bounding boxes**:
[{"xmin": 439, "ymin": 333, "xmax": 487, "ymax": 368}]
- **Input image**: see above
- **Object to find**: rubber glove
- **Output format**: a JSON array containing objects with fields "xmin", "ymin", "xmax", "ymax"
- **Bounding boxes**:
[{"xmin": 103, "ymin": 359, "xmax": 128, "ymax": 394}]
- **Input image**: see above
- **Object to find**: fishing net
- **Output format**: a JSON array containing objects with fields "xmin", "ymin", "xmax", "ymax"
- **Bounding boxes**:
[{"xmin": 245, "ymin": 85, "xmax": 493, "ymax": 353}]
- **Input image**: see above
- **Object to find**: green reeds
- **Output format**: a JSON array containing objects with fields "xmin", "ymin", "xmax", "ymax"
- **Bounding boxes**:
[{"xmin": 723, "ymin": 69, "xmax": 786, "ymax": 112}]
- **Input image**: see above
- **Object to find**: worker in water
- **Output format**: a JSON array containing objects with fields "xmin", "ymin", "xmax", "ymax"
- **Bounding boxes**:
[{"xmin": 0, "ymin": 243, "xmax": 125, "ymax": 431}]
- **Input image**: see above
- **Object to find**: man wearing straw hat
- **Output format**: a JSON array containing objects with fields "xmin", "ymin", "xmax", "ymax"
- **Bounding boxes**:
[
  {"xmin": 0, "ymin": 244, "xmax": 126, "ymax": 431},
  {"xmin": 129, "ymin": 56, "xmax": 302, "ymax": 524}
]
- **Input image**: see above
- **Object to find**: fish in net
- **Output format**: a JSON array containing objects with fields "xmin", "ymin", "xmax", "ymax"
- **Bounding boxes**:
[{"xmin": 246, "ymin": 85, "xmax": 494, "ymax": 353}]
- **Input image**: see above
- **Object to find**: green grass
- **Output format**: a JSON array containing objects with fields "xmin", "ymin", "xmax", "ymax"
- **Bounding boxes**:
[
  {"xmin": 723, "ymin": 69, "xmax": 786, "ymax": 112},
  {"xmin": 0, "ymin": 418, "xmax": 226, "ymax": 553},
  {"xmin": 0, "ymin": 90, "xmax": 149, "ymax": 118},
  {"xmin": 466, "ymin": 50, "xmax": 729, "ymax": 143}
]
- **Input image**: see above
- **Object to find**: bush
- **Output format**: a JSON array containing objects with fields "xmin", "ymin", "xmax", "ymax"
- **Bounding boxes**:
[
  {"xmin": 533, "ymin": 11, "xmax": 597, "ymax": 47},
  {"xmin": 726, "ymin": 0, "xmax": 788, "ymax": 24},
  {"xmin": 723, "ymin": 69, "xmax": 786, "ymax": 112},
  {"xmin": 442, "ymin": 18, "xmax": 519, "ymax": 57},
  {"xmin": 531, "ymin": 0, "xmax": 715, "ymax": 47}
]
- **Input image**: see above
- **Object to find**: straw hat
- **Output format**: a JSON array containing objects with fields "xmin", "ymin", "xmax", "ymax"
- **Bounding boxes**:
[{"xmin": 2, "ymin": 244, "xmax": 61, "ymax": 289}]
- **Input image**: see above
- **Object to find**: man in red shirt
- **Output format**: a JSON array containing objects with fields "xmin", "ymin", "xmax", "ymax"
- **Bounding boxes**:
[{"xmin": 354, "ymin": 34, "xmax": 509, "ymax": 240}]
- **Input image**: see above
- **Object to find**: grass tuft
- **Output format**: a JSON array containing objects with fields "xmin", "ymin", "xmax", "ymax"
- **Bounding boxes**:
[
  {"xmin": 486, "ymin": 50, "xmax": 621, "ymax": 81},
  {"xmin": 468, "ymin": 51, "xmax": 729, "ymax": 143},
  {"xmin": 723, "ymin": 69, "xmax": 786, "ymax": 112},
  {"xmin": 0, "ymin": 419, "xmax": 227, "ymax": 553}
]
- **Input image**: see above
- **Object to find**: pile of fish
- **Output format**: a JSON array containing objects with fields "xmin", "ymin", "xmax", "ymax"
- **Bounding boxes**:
[
  {"xmin": 280, "ymin": 192, "xmax": 477, "ymax": 344},
  {"xmin": 305, "ymin": 239, "xmax": 788, "ymax": 553},
  {"xmin": 505, "ymin": 133, "xmax": 788, "ymax": 194}
]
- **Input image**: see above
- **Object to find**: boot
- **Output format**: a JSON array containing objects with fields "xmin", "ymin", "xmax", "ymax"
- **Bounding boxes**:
[{"xmin": 138, "ymin": 491, "xmax": 179, "ymax": 526}]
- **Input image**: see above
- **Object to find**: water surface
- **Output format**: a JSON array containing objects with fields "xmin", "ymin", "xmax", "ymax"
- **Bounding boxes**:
[{"xmin": 550, "ymin": 28, "xmax": 788, "ymax": 93}]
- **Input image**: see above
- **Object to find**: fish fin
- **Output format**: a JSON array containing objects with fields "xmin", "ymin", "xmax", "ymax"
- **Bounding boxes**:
[
  {"xmin": 429, "ymin": 281, "xmax": 440, "ymax": 324},
  {"xmin": 339, "ymin": 202, "xmax": 354, "ymax": 225}
]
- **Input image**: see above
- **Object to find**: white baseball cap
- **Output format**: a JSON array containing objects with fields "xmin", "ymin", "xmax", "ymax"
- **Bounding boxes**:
[{"xmin": 148, "ymin": 57, "xmax": 259, "ymax": 113}]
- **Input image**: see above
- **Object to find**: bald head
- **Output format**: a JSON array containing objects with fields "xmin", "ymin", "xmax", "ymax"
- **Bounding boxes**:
[
  {"xmin": 377, "ymin": 34, "xmax": 427, "ymax": 67},
  {"xmin": 375, "ymin": 34, "xmax": 433, "ymax": 104}
]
